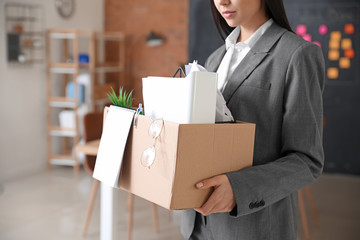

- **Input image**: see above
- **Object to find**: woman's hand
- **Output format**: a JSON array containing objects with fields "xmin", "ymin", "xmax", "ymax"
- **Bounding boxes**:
[{"xmin": 194, "ymin": 174, "xmax": 236, "ymax": 216}]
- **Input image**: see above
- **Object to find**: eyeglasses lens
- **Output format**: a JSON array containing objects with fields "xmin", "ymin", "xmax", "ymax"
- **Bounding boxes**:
[
  {"xmin": 140, "ymin": 146, "xmax": 155, "ymax": 167},
  {"xmin": 140, "ymin": 118, "xmax": 163, "ymax": 168},
  {"xmin": 148, "ymin": 119, "xmax": 163, "ymax": 138}
]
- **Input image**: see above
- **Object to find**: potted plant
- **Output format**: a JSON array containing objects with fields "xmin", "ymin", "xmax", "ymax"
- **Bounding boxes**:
[{"xmin": 107, "ymin": 86, "xmax": 134, "ymax": 109}]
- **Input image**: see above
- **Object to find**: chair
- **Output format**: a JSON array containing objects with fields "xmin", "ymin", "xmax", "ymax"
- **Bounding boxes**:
[
  {"xmin": 82, "ymin": 112, "xmax": 103, "ymax": 236},
  {"xmin": 81, "ymin": 112, "xmax": 160, "ymax": 240}
]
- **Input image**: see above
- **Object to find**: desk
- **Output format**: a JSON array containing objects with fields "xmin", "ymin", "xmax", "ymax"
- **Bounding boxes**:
[{"xmin": 75, "ymin": 140, "xmax": 114, "ymax": 240}]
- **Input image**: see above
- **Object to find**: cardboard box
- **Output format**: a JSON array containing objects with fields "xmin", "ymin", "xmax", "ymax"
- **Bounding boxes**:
[{"xmin": 112, "ymin": 110, "xmax": 255, "ymax": 210}]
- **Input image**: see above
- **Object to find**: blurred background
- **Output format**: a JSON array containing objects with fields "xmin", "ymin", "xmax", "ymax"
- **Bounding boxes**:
[{"xmin": 0, "ymin": 0, "xmax": 359, "ymax": 239}]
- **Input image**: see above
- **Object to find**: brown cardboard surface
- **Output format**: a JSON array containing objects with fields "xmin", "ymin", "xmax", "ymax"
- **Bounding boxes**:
[
  {"xmin": 104, "ymin": 108, "xmax": 255, "ymax": 210},
  {"xmin": 171, "ymin": 123, "xmax": 255, "ymax": 209},
  {"xmin": 119, "ymin": 115, "xmax": 179, "ymax": 208}
]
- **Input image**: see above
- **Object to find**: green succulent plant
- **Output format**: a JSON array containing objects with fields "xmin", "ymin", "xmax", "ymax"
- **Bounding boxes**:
[{"xmin": 107, "ymin": 86, "xmax": 134, "ymax": 109}]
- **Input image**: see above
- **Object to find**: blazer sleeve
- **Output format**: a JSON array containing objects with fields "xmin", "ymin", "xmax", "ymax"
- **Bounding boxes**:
[{"xmin": 226, "ymin": 42, "xmax": 325, "ymax": 217}]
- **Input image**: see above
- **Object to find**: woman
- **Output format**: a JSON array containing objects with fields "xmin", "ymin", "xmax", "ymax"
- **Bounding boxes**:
[{"xmin": 181, "ymin": 0, "xmax": 325, "ymax": 239}]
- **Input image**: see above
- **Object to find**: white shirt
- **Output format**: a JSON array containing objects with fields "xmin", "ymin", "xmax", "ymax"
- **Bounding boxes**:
[{"xmin": 217, "ymin": 19, "xmax": 274, "ymax": 92}]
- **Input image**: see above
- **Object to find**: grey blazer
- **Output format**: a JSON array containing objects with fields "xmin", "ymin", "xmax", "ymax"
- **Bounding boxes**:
[{"xmin": 181, "ymin": 23, "xmax": 325, "ymax": 240}]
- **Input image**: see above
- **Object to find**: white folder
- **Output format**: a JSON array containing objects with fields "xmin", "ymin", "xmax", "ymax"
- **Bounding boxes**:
[
  {"xmin": 93, "ymin": 105, "xmax": 135, "ymax": 187},
  {"xmin": 142, "ymin": 71, "xmax": 218, "ymax": 124}
]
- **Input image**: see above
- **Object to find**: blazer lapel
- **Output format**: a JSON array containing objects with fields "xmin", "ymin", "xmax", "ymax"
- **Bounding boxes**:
[
  {"xmin": 222, "ymin": 51, "xmax": 268, "ymax": 102},
  {"xmin": 206, "ymin": 45, "xmax": 226, "ymax": 72},
  {"xmin": 222, "ymin": 24, "xmax": 287, "ymax": 102}
]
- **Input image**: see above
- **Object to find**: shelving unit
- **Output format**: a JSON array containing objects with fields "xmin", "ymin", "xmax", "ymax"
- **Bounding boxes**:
[
  {"xmin": 90, "ymin": 31, "xmax": 125, "ymax": 111},
  {"xmin": 4, "ymin": 2, "xmax": 44, "ymax": 64},
  {"xmin": 46, "ymin": 29, "xmax": 125, "ymax": 172}
]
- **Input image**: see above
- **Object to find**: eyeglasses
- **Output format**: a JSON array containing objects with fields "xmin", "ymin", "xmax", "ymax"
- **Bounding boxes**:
[{"xmin": 140, "ymin": 118, "xmax": 163, "ymax": 168}]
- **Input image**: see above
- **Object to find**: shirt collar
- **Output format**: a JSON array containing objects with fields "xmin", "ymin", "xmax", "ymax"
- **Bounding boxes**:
[{"xmin": 225, "ymin": 18, "xmax": 274, "ymax": 50}]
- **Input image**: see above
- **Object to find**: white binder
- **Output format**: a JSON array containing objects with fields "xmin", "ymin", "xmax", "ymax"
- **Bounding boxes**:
[{"xmin": 142, "ymin": 71, "xmax": 218, "ymax": 124}]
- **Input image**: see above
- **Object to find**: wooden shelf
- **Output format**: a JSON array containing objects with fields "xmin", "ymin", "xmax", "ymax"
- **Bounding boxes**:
[
  {"xmin": 21, "ymin": 46, "xmax": 43, "ymax": 50},
  {"xmin": 51, "ymin": 63, "xmax": 77, "ymax": 68},
  {"xmin": 49, "ymin": 62, "xmax": 126, "ymax": 73},
  {"xmin": 96, "ymin": 66, "xmax": 124, "ymax": 73},
  {"xmin": 6, "ymin": 16, "xmax": 39, "ymax": 22},
  {"xmin": 94, "ymin": 62, "xmax": 123, "ymax": 73},
  {"xmin": 20, "ymin": 31, "xmax": 44, "ymax": 36},
  {"xmin": 95, "ymin": 32, "xmax": 125, "ymax": 41},
  {"xmin": 49, "ymin": 97, "xmax": 76, "ymax": 108},
  {"xmin": 49, "ymin": 32, "xmax": 76, "ymax": 39},
  {"xmin": 49, "ymin": 126, "xmax": 77, "ymax": 137},
  {"xmin": 9, "ymin": 59, "xmax": 44, "ymax": 64},
  {"xmin": 50, "ymin": 63, "xmax": 77, "ymax": 74},
  {"xmin": 50, "ymin": 155, "xmax": 77, "ymax": 166},
  {"xmin": 79, "ymin": 63, "xmax": 90, "ymax": 68}
]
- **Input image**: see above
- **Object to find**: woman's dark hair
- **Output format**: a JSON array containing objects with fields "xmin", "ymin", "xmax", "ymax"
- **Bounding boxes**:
[{"xmin": 210, "ymin": 0, "xmax": 293, "ymax": 40}]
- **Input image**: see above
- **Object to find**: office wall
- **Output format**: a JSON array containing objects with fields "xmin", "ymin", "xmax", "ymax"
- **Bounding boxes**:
[
  {"xmin": 0, "ymin": 0, "xmax": 104, "ymax": 182},
  {"xmin": 285, "ymin": 0, "xmax": 360, "ymax": 175},
  {"xmin": 188, "ymin": 0, "xmax": 223, "ymax": 65},
  {"xmin": 104, "ymin": 0, "xmax": 188, "ymax": 106}
]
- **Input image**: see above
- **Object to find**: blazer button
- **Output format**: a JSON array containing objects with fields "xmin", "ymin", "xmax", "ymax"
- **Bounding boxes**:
[
  {"xmin": 249, "ymin": 202, "xmax": 255, "ymax": 209},
  {"xmin": 259, "ymin": 200, "xmax": 265, "ymax": 207}
]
